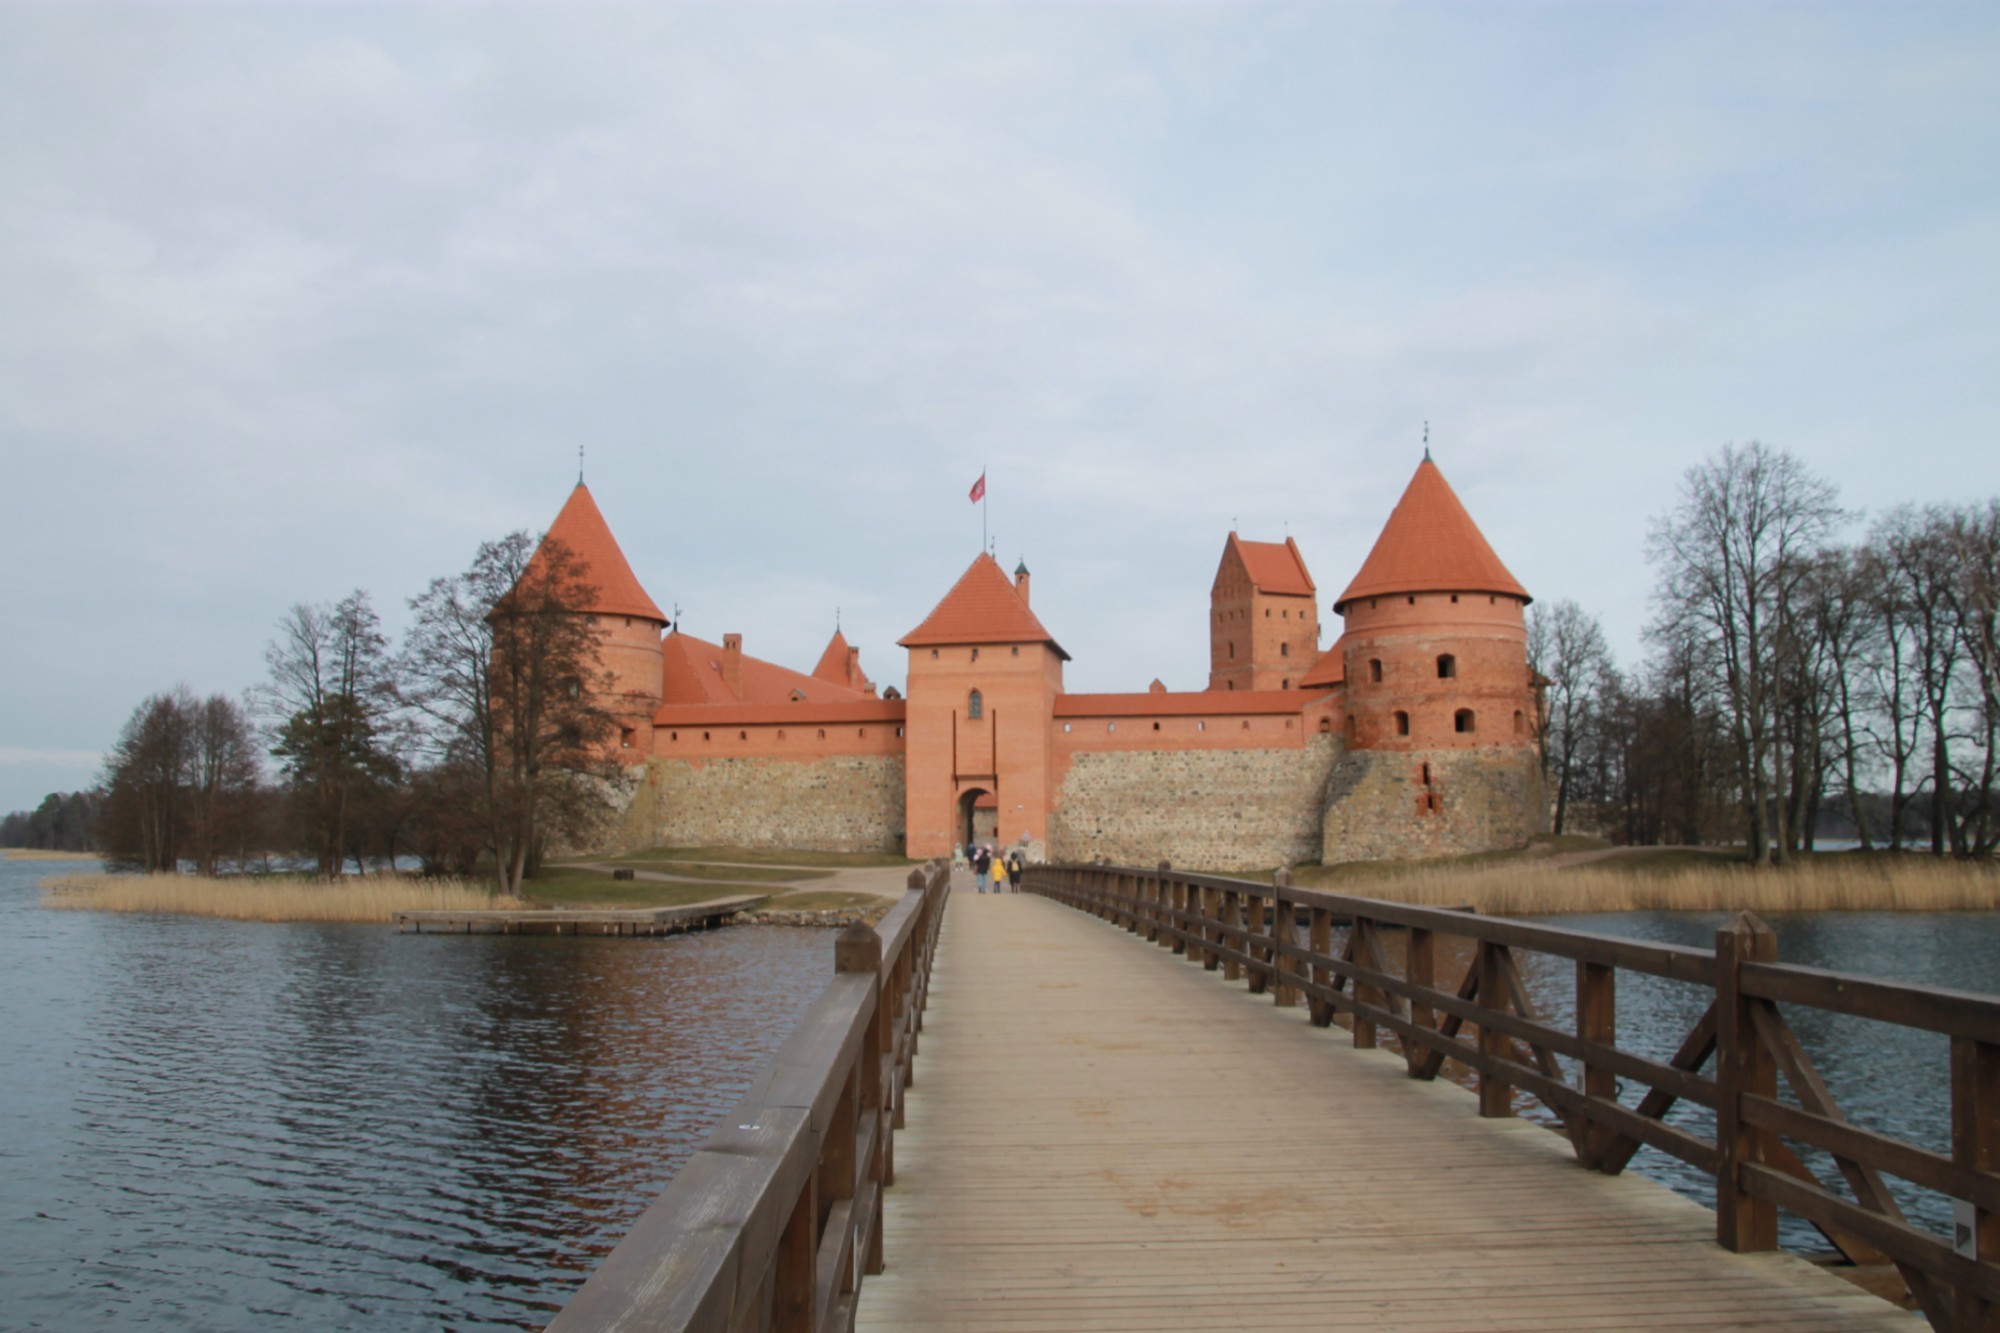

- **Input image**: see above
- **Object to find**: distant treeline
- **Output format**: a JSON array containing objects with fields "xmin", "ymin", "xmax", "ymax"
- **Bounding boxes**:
[
  {"xmin": 58, "ymin": 530, "xmax": 616, "ymax": 894},
  {"xmin": 1534, "ymin": 442, "xmax": 1998, "ymax": 862},
  {"xmin": 0, "ymin": 790, "xmax": 98, "ymax": 852}
]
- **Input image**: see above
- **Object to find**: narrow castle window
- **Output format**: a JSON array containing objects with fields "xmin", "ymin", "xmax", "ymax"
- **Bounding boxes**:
[
  {"xmin": 1151, "ymin": 721, "xmax": 1160, "ymax": 731},
  {"xmin": 620, "ymin": 728, "xmax": 635, "ymax": 748},
  {"xmin": 896, "ymin": 727, "xmax": 904, "ymax": 737},
  {"xmin": 1451, "ymin": 594, "xmax": 1459, "ymax": 603},
  {"xmin": 1062, "ymin": 722, "xmax": 1072, "ymax": 733},
  {"xmin": 1514, "ymin": 710, "xmax": 1525, "ymax": 735},
  {"xmin": 702, "ymin": 731, "xmax": 711, "ymax": 741},
  {"xmin": 778, "ymin": 729, "xmax": 786, "ymax": 740},
  {"xmin": 971, "ymin": 647, "xmax": 980, "ymax": 661},
  {"xmin": 1242, "ymin": 720, "xmax": 1251, "ymax": 730},
  {"xmin": 1369, "ymin": 659, "xmax": 1383, "ymax": 683},
  {"xmin": 1108, "ymin": 722, "xmax": 1117, "ymax": 732},
  {"xmin": 1394, "ymin": 710, "xmax": 1410, "ymax": 736},
  {"xmin": 858, "ymin": 728, "xmax": 867, "ymax": 738},
  {"xmin": 968, "ymin": 689, "xmax": 983, "ymax": 720},
  {"xmin": 1345, "ymin": 714, "xmax": 1357, "ymax": 742},
  {"xmin": 1407, "ymin": 596, "xmax": 1415, "ymax": 605},
  {"xmin": 1421, "ymin": 762, "xmax": 1432, "ymax": 785},
  {"xmin": 1280, "ymin": 642, "xmax": 1290, "ymax": 657},
  {"xmin": 1281, "ymin": 679, "xmax": 1290, "ymax": 689},
  {"xmin": 1197, "ymin": 721, "xmax": 1206, "ymax": 732},
  {"xmin": 670, "ymin": 731, "xmax": 679, "ymax": 742},
  {"xmin": 1456, "ymin": 709, "xmax": 1476, "ymax": 734},
  {"xmin": 817, "ymin": 728, "xmax": 826, "ymax": 740},
  {"xmin": 738, "ymin": 730, "xmax": 747, "ymax": 740},
  {"xmin": 1011, "ymin": 646, "xmax": 1019, "ymax": 656},
  {"xmin": 1318, "ymin": 717, "xmax": 1331, "ymax": 733},
  {"xmin": 1228, "ymin": 643, "xmax": 1236, "ymax": 659},
  {"xmin": 1437, "ymin": 654, "xmax": 1457, "ymax": 679},
  {"xmin": 930, "ymin": 649, "xmax": 939, "ymax": 659}
]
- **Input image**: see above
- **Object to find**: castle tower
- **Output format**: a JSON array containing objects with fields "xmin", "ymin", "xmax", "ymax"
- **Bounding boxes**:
[
  {"xmin": 1209, "ymin": 534, "xmax": 1318, "ymax": 691},
  {"xmin": 525, "ymin": 482, "xmax": 667, "ymax": 757},
  {"xmin": 899, "ymin": 554, "xmax": 1068, "ymax": 858},
  {"xmin": 1333, "ymin": 458, "xmax": 1535, "ymax": 754}
]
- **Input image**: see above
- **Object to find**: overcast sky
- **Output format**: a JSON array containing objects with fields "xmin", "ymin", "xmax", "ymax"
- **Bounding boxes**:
[{"xmin": 3, "ymin": 3, "xmax": 1997, "ymax": 815}]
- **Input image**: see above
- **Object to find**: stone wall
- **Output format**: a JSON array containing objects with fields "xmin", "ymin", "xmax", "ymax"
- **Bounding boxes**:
[
  {"xmin": 1320, "ymin": 746, "xmax": 1546, "ymax": 864},
  {"xmin": 1049, "ymin": 737, "xmax": 1339, "ymax": 871},
  {"xmin": 615, "ymin": 755, "xmax": 907, "ymax": 854}
]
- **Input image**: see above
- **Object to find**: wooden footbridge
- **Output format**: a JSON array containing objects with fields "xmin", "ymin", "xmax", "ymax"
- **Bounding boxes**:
[{"xmin": 547, "ymin": 862, "xmax": 2000, "ymax": 1332}]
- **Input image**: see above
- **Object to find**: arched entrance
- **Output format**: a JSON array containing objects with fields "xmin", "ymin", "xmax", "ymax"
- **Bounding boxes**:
[{"xmin": 958, "ymin": 787, "xmax": 997, "ymax": 851}]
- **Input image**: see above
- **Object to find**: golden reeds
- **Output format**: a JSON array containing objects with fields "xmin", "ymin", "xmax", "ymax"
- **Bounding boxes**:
[
  {"xmin": 42, "ymin": 873, "xmax": 529, "ymax": 923},
  {"xmin": 1299, "ymin": 856, "xmax": 2000, "ymax": 916}
]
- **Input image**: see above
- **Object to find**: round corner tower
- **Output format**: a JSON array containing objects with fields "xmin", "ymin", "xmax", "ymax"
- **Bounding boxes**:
[
  {"xmin": 1332, "ymin": 458, "xmax": 1537, "ymax": 758},
  {"xmin": 532, "ymin": 481, "xmax": 667, "ymax": 758}
]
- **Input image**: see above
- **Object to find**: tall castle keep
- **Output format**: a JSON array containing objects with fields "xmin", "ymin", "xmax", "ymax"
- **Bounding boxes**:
[{"xmin": 530, "ymin": 458, "xmax": 1546, "ymax": 870}]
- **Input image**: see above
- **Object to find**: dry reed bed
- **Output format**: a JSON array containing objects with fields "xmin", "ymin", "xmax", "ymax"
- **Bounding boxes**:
[
  {"xmin": 42, "ymin": 873, "xmax": 528, "ymax": 923},
  {"xmin": 1314, "ymin": 857, "xmax": 2000, "ymax": 916}
]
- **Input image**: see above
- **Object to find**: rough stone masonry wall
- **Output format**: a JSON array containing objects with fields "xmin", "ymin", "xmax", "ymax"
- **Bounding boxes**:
[
  {"xmin": 1049, "ymin": 737, "xmax": 1339, "ymax": 872},
  {"xmin": 1320, "ymin": 747, "xmax": 1546, "ymax": 864},
  {"xmin": 613, "ymin": 756, "xmax": 907, "ymax": 854}
]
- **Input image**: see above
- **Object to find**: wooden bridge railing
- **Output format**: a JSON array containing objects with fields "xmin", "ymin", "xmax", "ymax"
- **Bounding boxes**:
[
  {"xmin": 1026, "ymin": 862, "xmax": 2000, "ymax": 1332},
  {"xmin": 546, "ymin": 860, "xmax": 951, "ymax": 1333}
]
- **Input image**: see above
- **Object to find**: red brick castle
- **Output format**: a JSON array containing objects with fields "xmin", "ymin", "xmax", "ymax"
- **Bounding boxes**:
[{"xmin": 532, "ymin": 458, "xmax": 1545, "ymax": 870}]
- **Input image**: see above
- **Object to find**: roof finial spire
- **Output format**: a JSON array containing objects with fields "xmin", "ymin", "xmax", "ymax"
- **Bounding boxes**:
[
  {"xmin": 578, "ymin": 443, "xmax": 586, "ymax": 485},
  {"xmin": 835, "ymin": 604, "xmax": 841, "ymax": 631},
  {"xmin": 1422, "ymin": 421, "xmax": 1431, "ymax": 463}
]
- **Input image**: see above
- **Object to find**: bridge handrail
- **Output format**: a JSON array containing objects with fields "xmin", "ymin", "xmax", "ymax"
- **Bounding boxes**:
[
  {"xmin": 1025, "ymin": 861, "xmax": 2000, "ymax": 1331},
  {"xmin": 546, "ymin": 860, "xmax": 952, "ymax": 1333}
]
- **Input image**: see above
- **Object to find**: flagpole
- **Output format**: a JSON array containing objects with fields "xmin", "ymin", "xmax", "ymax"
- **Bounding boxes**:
[{"xmin": 982, "ymin": 462, "xmax": 988, "ymax": 554}]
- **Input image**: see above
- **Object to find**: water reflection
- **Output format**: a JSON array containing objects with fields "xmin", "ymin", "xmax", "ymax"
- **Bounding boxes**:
[{"xmin": 1, "ymin": 859, "xmax": 831, "ymax": 1329}]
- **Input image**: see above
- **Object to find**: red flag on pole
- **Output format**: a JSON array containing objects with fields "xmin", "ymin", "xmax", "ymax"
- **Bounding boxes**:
[{"xmin": 968, "ymin": 471, "xmax": 986, "ymax": 504}]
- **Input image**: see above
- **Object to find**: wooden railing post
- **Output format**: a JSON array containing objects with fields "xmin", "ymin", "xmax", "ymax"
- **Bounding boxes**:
[
  {"xmin": 1351, "ymin": 914, "xmax": 1377, "ymax": 1047},
  {"xmin": 1271, "ymin": 870, "xmax": 1299, "ymax": 1007},
  {"xmin": 1716, "ymin": 911, "xmax": 1779, "ymax": 1252},
  {"xmin": 1307, "ymin": 906, "xmax": 1333, "ymax": 1026},
  {"xmin": 1245, "ymin": 889, "xmax": 1269, "ymax": 995},
  {"xmin": 1216, "ymin": 888, "xmax": 1232, "ymax": 980},
  {"xmin": 1577, "ymin": 960, "xmax": 1616, "ymax": 1169},
  {"xmin": 1156, "ymin": 862, "xmax": 1175, "ymax": 950},
  {"xmin": 1406, "ymin": 926, "xmax": 1434, "ymax": 1078},
  {"xmin": 1168, "ymin": 869, "xmax": 1187, "ymax": 956},
  {"xmin": 1476, "ymin": 941, "xmax": 1512, "ymax": 1118},
  {"xmin": 1953, "ymin": 1035, "xmax": 2000, "ymax": 1329}
]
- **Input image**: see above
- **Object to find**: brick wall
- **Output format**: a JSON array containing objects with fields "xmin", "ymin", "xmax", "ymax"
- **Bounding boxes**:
[
  {"xmin": 1049, "ymin": 736, "xmax": 1339, "ymax": 871},
  {"xmin": 1320, "ymin": 746, "xmax": 1546, "ymax": 864},
  {"xmin": 615, "ymin": 755, "xmax": 908, "ymax": 854}
]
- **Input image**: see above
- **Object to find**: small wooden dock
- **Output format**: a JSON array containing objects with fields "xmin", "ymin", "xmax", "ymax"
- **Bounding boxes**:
[{"xmin": 395, "ymin": 895, "xmax": 765, "ymax": 936}]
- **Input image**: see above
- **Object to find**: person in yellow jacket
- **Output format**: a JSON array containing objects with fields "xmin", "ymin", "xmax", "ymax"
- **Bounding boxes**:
[{"xmin": 990, "ymin": 852, "xmax": 1006, "ymax": 894}]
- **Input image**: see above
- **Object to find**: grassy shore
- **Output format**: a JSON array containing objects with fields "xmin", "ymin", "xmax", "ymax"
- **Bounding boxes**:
[
  {"xmin": 521, "ymin": 871, "xmax": 765, "ymax": 910},
  {"xmin": 615, "ymin": 845, "xmax": 914, "ymax": 869},
  {"xmin": 43, "ymin": 873, "xmax": 528, "ymax": 922},
  {"xmin": 3, "ymin": 848, "xmax": 99, "ymax": 861},
  {"xmin": 595, "ymin": 858, "xmax": 835, "ymax": 884},
  {"xmin": 1287, "ymin": 850, "xmax": 2000, "ymax": 915}
]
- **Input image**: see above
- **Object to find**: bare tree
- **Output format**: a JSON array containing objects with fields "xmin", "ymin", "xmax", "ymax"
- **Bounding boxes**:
[
  {"xmin": 401, "ymin": 533, "xmax": 613, "ymax": 896},
  {"xmin": 99, "ymin": 687, "xmax": 261, "ymax": 873},
  {"xmin": 184, "ymin": 695, "xmax": 261, "ymax": 875},
  {"xmin": 1527, "ymin": 599, "xmax": 1613, "ymax": 835},
  {"xmin": 256, "ymin": 591, "xmax": 399, "ymax": 877},
  {"xmin": 1648, "ymin": 442, "xmax": 1841, "ymax": 864}
]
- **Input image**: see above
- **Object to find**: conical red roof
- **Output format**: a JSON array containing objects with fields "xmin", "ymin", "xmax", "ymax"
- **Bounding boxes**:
[
  {"xmin": 899, "ymin": 553, "xmax": 1069, "ymax": 659},
  {"xmin": 526, "ymin": 483, "xmax": 665, "ymax": 622},
  {"xmin": 1334, "ymin": 460, "xmax": 1528, "ymax": 611},
  {"xmin": 812, "ymin": 629, "xmax": 874, "ymax": 693}
]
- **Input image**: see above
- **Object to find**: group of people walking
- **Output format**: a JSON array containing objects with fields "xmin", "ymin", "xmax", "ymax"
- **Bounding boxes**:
[{"xmin": 959, "ymin": 841, "xmax": 1025, "ymax": 893}]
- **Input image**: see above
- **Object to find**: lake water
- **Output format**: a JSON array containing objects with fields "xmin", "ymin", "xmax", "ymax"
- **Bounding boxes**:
[
  {"xmin": 7, "ymin": 860, "xmax": 1997, "ymax": 1326},
  {"xmin": 0, "ymin": 858, "xmax": 833, "ymax": 1330}
]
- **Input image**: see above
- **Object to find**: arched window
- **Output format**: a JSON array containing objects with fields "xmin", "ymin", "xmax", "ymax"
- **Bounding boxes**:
[
  {"xmin": 1319, "ymin": 716, "xmax": 1332, "ymax": 733},
  {"xmin": 1369, "ymin": 659, "xmax": 1383, "ymax": 683},
  {"xmin": 967, "ymin": 689, "xmax": 983, "ymax": 720},
  {"xmin": 1437, "ymin": 654, "xmax": 1457, "ymax": 679},
  {"xmin": 1514, "ymin": 710, "xmax": 1526, "ymax": 735},
  {"xmin": 1455, "ymin": 709, "xmax": 1476, "ymax": 734},
  {"xmin": 1394, "ymin": 710, "xmax": 1410, "ymax": 737}
]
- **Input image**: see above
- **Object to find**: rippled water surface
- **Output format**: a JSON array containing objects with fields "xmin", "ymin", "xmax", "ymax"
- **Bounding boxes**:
[{"xmin": 0, "ymin": 859, "xmax": 832, "ymax": 1330}]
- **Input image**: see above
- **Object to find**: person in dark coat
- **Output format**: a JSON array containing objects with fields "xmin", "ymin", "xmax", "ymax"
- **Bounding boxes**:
[
  {"xmin": 971, "ymin": 843, "xmax": 991, "ymax": 892},
  {"xmin": 1004, "ymin": 847, "xmax": 1024, "ymax": 893}
]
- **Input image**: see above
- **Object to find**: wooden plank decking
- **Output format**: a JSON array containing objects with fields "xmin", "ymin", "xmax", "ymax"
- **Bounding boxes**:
[{"xmin": 856, "ymin": 888, "xmax": 1912, "ymax": 1331}]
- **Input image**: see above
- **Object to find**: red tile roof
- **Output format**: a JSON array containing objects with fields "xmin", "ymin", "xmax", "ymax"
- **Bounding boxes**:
[
  {"xmin": 1298, "ymin": 644, "xmax": 1345, "ymax": 689},
  {"xmin": 1055, "ymin": 690, "xmax": 1328, "ymax": 717},
  {"xmin": 812, "ymin": 629, "xmax": 874, "ymax": 694},
  {"xmin": 658, "ymin": 630, "xmax": 875, "ymax": 708},
  {"xmin": 1230, "ymin": 534, "xmax": 1315, "ymax": 597},
  {"xmin": 527, "ymin": 483, "xmax": 666, "ymax": 622},
  {"xmin": 654, "ymin": 698, "xmax": 905, "ymax": 726},
  {"xmin": 1334, "ymin": 460, "xmax": 1529, "ymax": 611},
  {"xmin": 899, "ymin": 554, "xmax": 1069, "ymax": 659}
]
